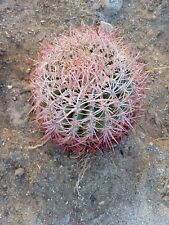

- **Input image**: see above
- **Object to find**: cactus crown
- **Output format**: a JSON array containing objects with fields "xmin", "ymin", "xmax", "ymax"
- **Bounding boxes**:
[{"xmin": 31, "ymin": 25, "xmax": 145, "ymax": 153}]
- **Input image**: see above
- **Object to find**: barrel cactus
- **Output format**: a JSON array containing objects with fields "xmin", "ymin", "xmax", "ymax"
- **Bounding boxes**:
[{"xmin": 30, "ymin": 25, "xmax": 145, "ymax": 154}]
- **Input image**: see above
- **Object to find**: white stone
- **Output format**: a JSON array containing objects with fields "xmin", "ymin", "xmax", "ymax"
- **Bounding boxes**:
[{"xmin": 103, "ymin": 0, "xmax": 123, "ymax": 15}]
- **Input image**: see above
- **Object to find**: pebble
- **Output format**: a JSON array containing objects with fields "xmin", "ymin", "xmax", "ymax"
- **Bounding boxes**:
[
  {"xmin": 103, "ymin": 0, "xmax": 123, "ymax": 16},
  {"xmin": 63, "ymin": 214, "xmax": 70, "ymax": 223},
  {"xmin": 146, "ymin": 143, "xmax": 158, "ymax": 153},
  {"xmin": 40, "ymin": 20, "xmax": 46, "ymax": 24},
  {"xmin": 149, "ymin": 142, "xmax": 153, "ymax": 146},
  {"xmin": 7, "ymin": 85, "xmax": 13, "ymax": 89},
  {"xmin": 5, "ymin": 31, "xmax": 10, "ymax": 38},
  {"xmin": 99, "ymin": 201, "xmax": 105, "ymax": 206},
  {"xmin": 12, "ymin": 96, "xmax": 17, "ymax": 101},
  {"xmin": 140, "ymin": 132, "xmax": 145, "ymax": 140},
  {"xmin": 92, "ymin": 3, "xmax": 101, "ymax": 11},
  {"xmin": 0, "ymin": 48, "xmax": 6, "ymax": 56},
  {"xmin": 0, "ymin": 139, "xmax": 5, "ymax": 146},
  {"xmin": 26, "ymin": 68, "xmax": 31, "ymax": 74},
  {"xmin": 99, "ymin": 21, "xmax": 115, "ymax": 33},
  {"xmin": 15, "ymin": 167, "xmax": 25, "ymax": 177}
]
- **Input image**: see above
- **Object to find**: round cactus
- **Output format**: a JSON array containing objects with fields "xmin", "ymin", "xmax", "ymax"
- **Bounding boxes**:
[{"xmin": 30, "ymin": 25, "xmax": 145, "ymax": 154}]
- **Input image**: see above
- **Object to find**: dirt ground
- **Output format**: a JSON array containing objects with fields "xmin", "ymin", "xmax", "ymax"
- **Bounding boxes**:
[{"xmin": 0, "ymin": 0, "xmax": 169, "ymax": 224}]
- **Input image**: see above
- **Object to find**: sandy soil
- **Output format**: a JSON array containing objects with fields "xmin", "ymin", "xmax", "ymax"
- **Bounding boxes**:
[{"xmin": 0, "ymin": 0, "xmax": 169, "ymax": 224}]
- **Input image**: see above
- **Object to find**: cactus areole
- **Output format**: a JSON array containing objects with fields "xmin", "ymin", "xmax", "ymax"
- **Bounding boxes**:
[{"xmin": 30, "ymin": 25, "xmax": 145, "ymax": 153}]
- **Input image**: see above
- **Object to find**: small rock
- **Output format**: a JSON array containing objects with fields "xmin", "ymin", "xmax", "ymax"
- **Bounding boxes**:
[
  {"xmin": 2, "ymin": 184, "xmax": 7, "ymax": 190},
  {"xmin": 103, "ymin": 0, "xmax": 123, "ymax": 16},
  {"xmin": 26, "ymin": 68, "xmax": 31, "ymax": 74},
  {"xmin": 0, "ymin": 139, "xmax": 5, "ymax": 146},
  {"xmin": 40, "ymin": 20, "xmax": 46, "ymax": 24},
  {"xmin": 12, "ymin": 96, "xmax": 17, "ymax": 101},
  {"xmin": 90, "ymin": 194, "xmax": 96, "ymax": 205},
  {"xmin": 15, "ymin": 167, "xmax": 25, "ymax": 177},
  {"xmin": 0, "ymin": 48, "xmax": 6, "ymax": 56},
  {"xmin": 5, "ymin": 31, "xmax": 10, "ymax": 38},
  {"xmin": 99, "ymin": 21, "xmax": 115, "ymax": 33},
  {"xmin": 146, "ymin": 143, "xmax": 158, "ymax": 153},
  {"xmin": 99, "ymin": 201, "xmax": 105, "ymax": 206},
  {"xmin": 137, "ymin": 43, "xmax": 146, "ymax": 50},
  {"xmin": 154, "ymin": 113, "xmax": 161, "ymax": 126},
  {"xmin": 149, "ymin": 142, "xmax": 153, "ymax": 146},
  {"xmin": 140, "ymin": 132, "xmax": 145, "ymax": 140},
  {"xmin": 7, "ymin": 85, "xmax": 13, "ymax": 89},
  {"xmin": 64, "ymin": 214, "xmax": 70, "ymax": 223},
  {"xmin": 92, "ymin": 3, "xmax": 101, "ymax": 11}
]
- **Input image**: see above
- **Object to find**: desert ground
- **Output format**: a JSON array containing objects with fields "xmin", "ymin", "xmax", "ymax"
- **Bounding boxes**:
[{"xmin": 0, "ymin": 0, "xmax": 169, "ymax": 224}]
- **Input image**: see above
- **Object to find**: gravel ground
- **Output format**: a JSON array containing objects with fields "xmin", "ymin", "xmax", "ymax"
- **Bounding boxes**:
[{"xmin": 0, "ymin": 0, "xmax": 169, "ymax": 224}]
